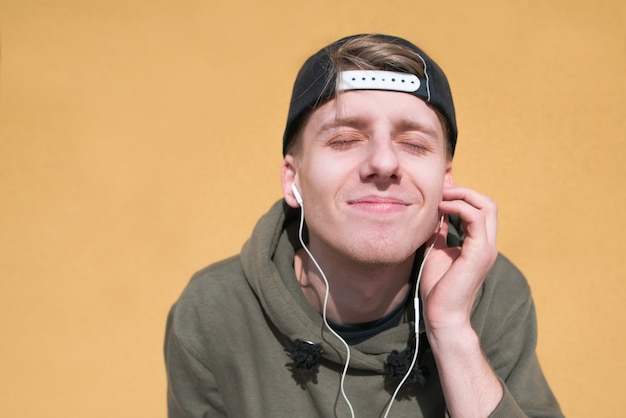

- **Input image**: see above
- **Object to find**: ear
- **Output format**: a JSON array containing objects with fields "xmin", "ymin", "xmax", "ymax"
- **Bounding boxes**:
[
  {"xmin": 281, "ymin": 154, "xmax": 300, "ymax": 208},
  {"xmin": 443, "ymin": 161, "xmax": 454, "ymax": 188}
]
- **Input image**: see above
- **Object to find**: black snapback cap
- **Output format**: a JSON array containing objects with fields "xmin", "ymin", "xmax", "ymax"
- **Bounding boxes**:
[{"xmin": 282, "ymin": 34, "xmax": 458, "ymax": 157}]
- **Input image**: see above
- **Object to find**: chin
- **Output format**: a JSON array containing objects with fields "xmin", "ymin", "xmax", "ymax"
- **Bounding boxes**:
[{"xmin": 339, "ymin": 234, "xmax": 421, "ymax": 266}]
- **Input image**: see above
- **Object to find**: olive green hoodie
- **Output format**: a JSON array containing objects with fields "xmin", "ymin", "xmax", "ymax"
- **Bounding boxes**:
[{"xmin": 165, "ymin": 200, "xmax": 563, "ymax": 417}]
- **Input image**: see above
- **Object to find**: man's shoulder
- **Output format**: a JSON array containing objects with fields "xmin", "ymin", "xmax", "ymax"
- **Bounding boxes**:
[
  {"xmin": 192, "ymin": 255, "xmax": 245, "ymax": 282},
  {"xmin": 170, "ymin": 255, "xmax": 254, "ymax": 318},
  {"xmin": 487, "ymin": 253, "xmax": 531, "ymax": 297},
  {"xmin": 472, "ymin": 253, "xmax": 534, "ymax": 331},
  {"xmin": 183, "ymin": 255, "xmax": 249, "ymax": 298},
  {"xmin": 166, "ymin": 255, "xmax": 261, "ymax": 363}
]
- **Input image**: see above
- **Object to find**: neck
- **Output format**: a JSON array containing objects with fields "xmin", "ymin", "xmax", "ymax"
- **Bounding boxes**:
[{"xmin": 294, "ymin": 245, "xmax": 415, "ymax": 325}]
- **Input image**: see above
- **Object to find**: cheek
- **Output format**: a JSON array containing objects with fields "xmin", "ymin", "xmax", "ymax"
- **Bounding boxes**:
[
  {"xmin": 299, "ymin": 159, "xmax": 351, "ymax": 198},
  {"xmin": 413, "ymin": 165, "xmax": 447, "ymax": 196}
]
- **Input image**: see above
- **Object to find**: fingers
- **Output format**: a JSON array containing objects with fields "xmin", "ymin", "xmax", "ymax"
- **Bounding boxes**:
[
  {"xmin": 438, "ymin": 186, "xmax": 498, "ymax": 266},
  {"xmin": 420, "ymin": 186, "xmax": 499, "ymax": 332}
]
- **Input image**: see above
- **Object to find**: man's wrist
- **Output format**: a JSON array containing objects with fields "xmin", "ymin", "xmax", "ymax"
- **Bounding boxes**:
[
  {"xmin": 426, "ymin": 319, "xmax": 477, "ymax": 350},
  {"xmin": 427, "ymin": 323, "xmax": 503, "ymax": 417}
]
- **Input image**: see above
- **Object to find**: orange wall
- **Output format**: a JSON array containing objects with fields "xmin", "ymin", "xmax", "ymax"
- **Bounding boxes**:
[{"xmin": 1, "ymin": 1, "xmax": 624, "ymax": 416}]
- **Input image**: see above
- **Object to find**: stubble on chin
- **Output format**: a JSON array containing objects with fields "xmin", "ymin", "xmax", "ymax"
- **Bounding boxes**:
[{"xmin": 328, "ymin": 230, "xmax": 424, "ymax": 267}]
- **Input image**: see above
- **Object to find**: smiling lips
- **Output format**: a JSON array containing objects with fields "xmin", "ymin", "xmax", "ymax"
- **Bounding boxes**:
[{"xmin": 347, "ymin": 196, "xmax": 411, "ymax": 214}]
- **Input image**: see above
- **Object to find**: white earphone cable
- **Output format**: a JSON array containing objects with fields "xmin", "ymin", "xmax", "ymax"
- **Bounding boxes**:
[
  {"xmin": 297, "ymin": 207, "xmax": 356, "ymax": 418},
  {"xmin": 382, "ymin": 214, "xmax": 444, "ymax": 418}
]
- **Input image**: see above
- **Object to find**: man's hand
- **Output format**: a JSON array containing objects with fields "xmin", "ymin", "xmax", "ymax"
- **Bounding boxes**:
[
  {"xmin": 421, "ymin": 186, "xmax": 498, "ymax": 332},
  {"xmin": 419, "ymin": 186, "xmax": 503, "ymax": 417}
]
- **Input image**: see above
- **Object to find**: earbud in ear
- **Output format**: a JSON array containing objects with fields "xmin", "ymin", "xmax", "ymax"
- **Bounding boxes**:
[
  {"xmin": 291, "ymin": 183, "xmax": 303, "ymax": 207},
  {"xmin": 435, "ymin": 213, "xmax": 445, "ymax": 233}
]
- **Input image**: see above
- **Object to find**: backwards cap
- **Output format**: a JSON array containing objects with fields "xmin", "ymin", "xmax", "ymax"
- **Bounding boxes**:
[{"xmin": 282, "ymin": 34, "xmax": 458, "ymax": 157}]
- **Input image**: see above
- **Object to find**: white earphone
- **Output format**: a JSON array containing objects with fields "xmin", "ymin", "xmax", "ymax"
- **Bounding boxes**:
[{"xmin": 291, "ymin": 183, "xmax": 303, "ymax": 207}]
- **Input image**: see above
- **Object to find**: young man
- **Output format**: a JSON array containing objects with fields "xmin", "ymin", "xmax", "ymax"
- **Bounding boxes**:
[{"xmin": 165, "ymin": 34, "xmax": 563, "ymax": 417}]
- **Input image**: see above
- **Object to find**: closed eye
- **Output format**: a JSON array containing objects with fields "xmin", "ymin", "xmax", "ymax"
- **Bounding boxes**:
[
  {"xmin": 396, "ymin": 134, "xmax": 435, "ymax": 155},
  {"xmin": 326, "ymin": 131, "xmax": 365, "ymax": 150}
]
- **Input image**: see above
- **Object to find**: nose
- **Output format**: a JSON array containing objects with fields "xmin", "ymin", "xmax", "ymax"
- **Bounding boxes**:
[{"xmin": 360, "ymin": 136, "xmax": 401, "ymax": 183}]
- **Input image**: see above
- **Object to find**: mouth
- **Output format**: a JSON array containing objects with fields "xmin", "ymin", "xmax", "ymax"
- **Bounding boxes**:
[{"xmin": 347, "ymin": 196, "xmax": 411, "ymax": 214}]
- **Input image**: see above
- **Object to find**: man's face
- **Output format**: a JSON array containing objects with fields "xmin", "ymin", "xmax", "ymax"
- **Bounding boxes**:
[{"xmin": 283, "ymin": 90, "xmax": 452, "ymax": 266}]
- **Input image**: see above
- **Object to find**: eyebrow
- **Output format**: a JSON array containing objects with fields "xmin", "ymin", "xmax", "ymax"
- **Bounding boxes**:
[
  {"xmin": 317, "ymin": 117, "xmax": 368, "ymax": 135},
  {"xmin": 394, "ymin": 118, "xmax": 441, "ymax": 142}
]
